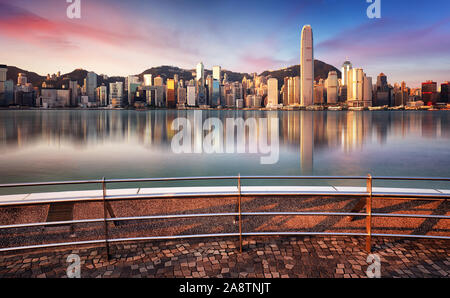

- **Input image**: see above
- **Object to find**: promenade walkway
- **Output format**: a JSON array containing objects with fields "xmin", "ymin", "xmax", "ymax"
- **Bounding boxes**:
[{"xmin": 1, "ymin": 236, "xmax": 449, "ymax": 278}]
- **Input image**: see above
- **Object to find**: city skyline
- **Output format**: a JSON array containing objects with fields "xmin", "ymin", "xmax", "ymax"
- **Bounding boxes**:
[{"xmin": 0, "ymin": 0, "xmax": 449, "ymax": 88}]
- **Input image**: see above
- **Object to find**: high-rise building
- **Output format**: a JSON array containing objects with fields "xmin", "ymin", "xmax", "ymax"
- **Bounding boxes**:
[
  {"xmin": 143, "ymin": 74, "xmax": 152, "ymax": 86},
  {"xmin": 363, "ymin": 76, "xmax": 373, "ymax": 106},
  {"xmin": 69, "ymin": 80, "xmax": 79, "ymax": 106},
  {"xmin": 0, "ymin": 65, "xmax": 7, "ymax": 106},
  {"xmin": 300, "ymin": 25, "xmax": 314, "ymax": 106},
  {"xmin": 166, "ymin": 79, "xmax": 176, "ymax": 108},
  {"xmin": 97, "ymin": 85, "xmax": 108, "ymax": 106},
  {"xmin": 293, "ymin": 76, "xmax": 300, "ymax": 105},
  {"xmin": 314, "ymin": 80, "xmax": 324, "ymax": 105},
  {"xmin": 213, "ymin": 66, "xmax": 221, "ymax": 81},
  {"xmin": 196, "ymin": 62, "xmax": 205, "ymax": 86},
  {"xmin": 421, "ymin": 81, "xmax": 438, "ymax": 105},
  {"xmin": 127, "ymin": 75, "xmax": 140, "ymax": 106},
  {"xmin": 177, "ymin": 87, "xmax": 187, "ymax": 106},
  {"xmin": 206, "ymin": 75, "xmax": 213, "ymax": 105},
  {"xmin": 211, "ymin": 80, "xmax": 221, "ymax": 107},
  {"xmin": 267, "ymin": 78, "xmax": 278, "ymax": 107},
  {"xmin": 187, "ymin": 85, "xmax": 196, "ymax": 106},
  {"xmin": 282, "ymin": 77, "xmax": 289, "ymax": 106},
  {"xmin": 85, "ymin": 72, "xmax": 97, "ymax": 103},
  {"xmin": 109, "ymin": 82, "xmax": 123, "ymax": 108},
  {"xmin": 441, "ymin": 82, "xmax": 449, "ymax": 103},
  {"xmin": 347, "ymin": 68, "xmax": 372, "ymax": 107},
  {"xmin": 341, "ymin": 60, "xmax": 352, "ymax": 86},
  {"xmin": 326, "ymin": 71, "xmax": 338, "ymax": 104},
  {"xmin": 374, "ymin": 73, "xmax": 390, "ymax": 106}
]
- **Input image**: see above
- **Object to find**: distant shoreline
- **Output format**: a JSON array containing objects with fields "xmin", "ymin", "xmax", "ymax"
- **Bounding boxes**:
[{"xmin": 0, "ymin": 106, "xmax": 448, "ymax": 112}]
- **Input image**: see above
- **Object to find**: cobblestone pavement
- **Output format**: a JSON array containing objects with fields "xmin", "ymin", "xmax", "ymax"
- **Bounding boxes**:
[{"xmin": 0, "ymin": 236, "xmax": 449, "ymax": 278}]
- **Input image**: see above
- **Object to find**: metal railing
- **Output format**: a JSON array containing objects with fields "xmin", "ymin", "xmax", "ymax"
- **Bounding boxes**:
[{"xmin": 0, "ymin": 174, "xmax": 449, "ymax": 258}]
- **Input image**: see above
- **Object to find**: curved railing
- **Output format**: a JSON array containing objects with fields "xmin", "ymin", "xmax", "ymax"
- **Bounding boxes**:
[{"xmin": 0, "ymin": 175, "xmax": 449, "ymax": 258}]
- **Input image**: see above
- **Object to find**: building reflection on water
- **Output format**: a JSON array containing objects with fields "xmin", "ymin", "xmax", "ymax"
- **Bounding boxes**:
[{"xmin": 0, "ymin": 110, "xmax": 448, "ymax": 174}]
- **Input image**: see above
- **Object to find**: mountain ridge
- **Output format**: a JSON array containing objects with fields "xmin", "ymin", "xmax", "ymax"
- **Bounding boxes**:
[{"xmin": 5, "ymin": 60, "xmax": 341, "ymax": 87}]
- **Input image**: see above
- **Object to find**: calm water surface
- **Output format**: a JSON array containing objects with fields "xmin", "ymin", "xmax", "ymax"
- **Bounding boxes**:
[{"xmin": 0, "ymin": 110, "xmax": 449, "ymax": 191}]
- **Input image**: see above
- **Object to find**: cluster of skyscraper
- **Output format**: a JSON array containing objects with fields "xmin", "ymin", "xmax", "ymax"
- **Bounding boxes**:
[{"xmin": 0, "ymin": 24, "xmax": 449, "ymax": 109}]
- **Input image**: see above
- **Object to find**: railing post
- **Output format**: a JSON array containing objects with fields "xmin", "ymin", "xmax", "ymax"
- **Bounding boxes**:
[
  {"xmin": 102, "ymin": 177, "xmax": 110, "ymax": 260},
  {"xmin": 238, "ymin": 173, "xmax": 242, "ymax": 253},
  {"xmin": 366, "ymin": 174, "xmax": 372, "ymax": 253}
]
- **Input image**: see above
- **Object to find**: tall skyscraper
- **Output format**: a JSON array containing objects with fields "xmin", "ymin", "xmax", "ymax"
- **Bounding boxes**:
[
  {"xmin": 347, "ymin": 68, "xmax": 372, "ymax": 107},
  {"xmin": 166, "ymin": 79, "xmax": 176, "ymax": 108},
  {"xmin": 341, "ymin": 60, "xmax": 352, "ymax": 86},
  {"xmin": 211, "ymin": 80, "xmax": 220, "ymax": 107},
  {"xmin": 196, "ymin": 62, "xmax": 205, "ymax": 86},
  {"xmin": 127, "ymin": 75, "xmax": 140, "ymax": 106},
  {"xmin": 187, "ymin": 85, "xmax": 196, "ymax": 106},
  {"xmin": 69, "ymin": 80, "xmax": 79, "ymax": 106},
  {"xmin": 441, "ymin": 82, "xmax": 449, "ymax": 103},
  {"xmin": 267, "ymin": 78, "xmax": 278, "ymax": 107},
  {"xmin": 300, "ymin": 25, "xmax": 314, "ymax": 106},
  {"xmin": 213, "ymin": 66, "xmax": 221, "ymax": 81},
  {"xmin": 85, "ymin": 72, "xmax": 97, "ymax": 102}
]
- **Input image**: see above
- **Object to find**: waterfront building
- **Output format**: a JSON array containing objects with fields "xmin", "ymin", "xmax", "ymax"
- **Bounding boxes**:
[
  {"xmin": 267, "ymin": 78, "xmax": 278, "ymax": 107},
  {"xmin": 347, "ymin": 68, "xmax": 372, "ymax": 107},
  {"xmin": 0, "ymin": 65, "xmax": 7, "ymax": 106},
  {"xmin": 314, "ymin": 80, "xmax": 324, "ymax": 105},
  {"xmin": 166, "ymin": 79, "xmax": 176, "ymax": 108},
  {"xmin": 187, "ymin": 85, "xmax": 196, "ymax": 106},
  {"xmin": 109, "ymin": 82, "xmax": 123, "ymax": 108},
  {"xmin": 374, "ymin": 73, "xmax": 390, "ymax": 106},
  {"xmin": 300, "ymin": 25, "xmax": 314, "ymax": 106},
  {"xmin": 211, "ymin": 80, "xmax": 221, "ymax": 107},
  {"xmin": 197, "ymin": 85, "xmax": 207, "ymax": 106},
  {"xmin": 40, "ymin": 89, "xmax": 71, "ymax": 108},
  {"xmin": 441, "ymin": 82, "xmax": 449, "ymax": 103},
  {"xmin": 326, "ymin": 71, "xmax": 338, "ymax": 104},
  {"xmin": 85, "ymin": 72, "xmax": 97, "ymax": 103},
  {"xmin": 177, "ymin": 87, "xmax": 187, "ymax": 106},
  {"xmin": 421, "ymin": 81, "xmax": 438, "ymax": 106},
  {"xmin": 282, "ymin": 77, "xmax": 289, "ymax": 106},
  {"xmin": 206, "ymin": 75, "xmax": 213, "ymax": 105},
  {"xmin": 96, "ymin": 85, "xmax": 108, "ymax": 106},
  {"xmin": 69, "ymin": 80, "xmax": 79, "ymax": 106},
  {"xmin": 146, "ymin": 85, "xmax": 165, "ymax": 107},
  {"xmin": 127, "ymin": 75, "xmax": 140, "ymax": 106}
]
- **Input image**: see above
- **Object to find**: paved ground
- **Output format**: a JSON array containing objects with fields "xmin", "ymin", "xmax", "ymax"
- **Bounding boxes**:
[{"xmin": 0, "ymin": 236, "xmax": 449, "ymax": 278}]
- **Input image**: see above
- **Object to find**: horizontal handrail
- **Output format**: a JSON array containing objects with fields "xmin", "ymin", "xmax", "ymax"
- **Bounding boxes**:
[
  {"xmin": 2, "ymin": 211, "xmax": 449, "ymax": 231},
  {"xmin": 1, "ymin": 174, "xmax": 449, "ymax": 189},
  {"xmin": 0, "ymin": 175, "xmax": 448, "ymax": 255}
]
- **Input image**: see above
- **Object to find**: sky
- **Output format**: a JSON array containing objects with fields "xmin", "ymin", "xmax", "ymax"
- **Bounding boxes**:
[{"xmin": 0, "ymin": 0, "xmax": 449, "ymax": 88}]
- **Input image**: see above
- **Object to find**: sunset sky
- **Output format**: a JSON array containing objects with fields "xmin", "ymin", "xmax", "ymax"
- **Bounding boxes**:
[{"xmin": 0, "ymin": 0, "xmax": 449, "ymax": 87}]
